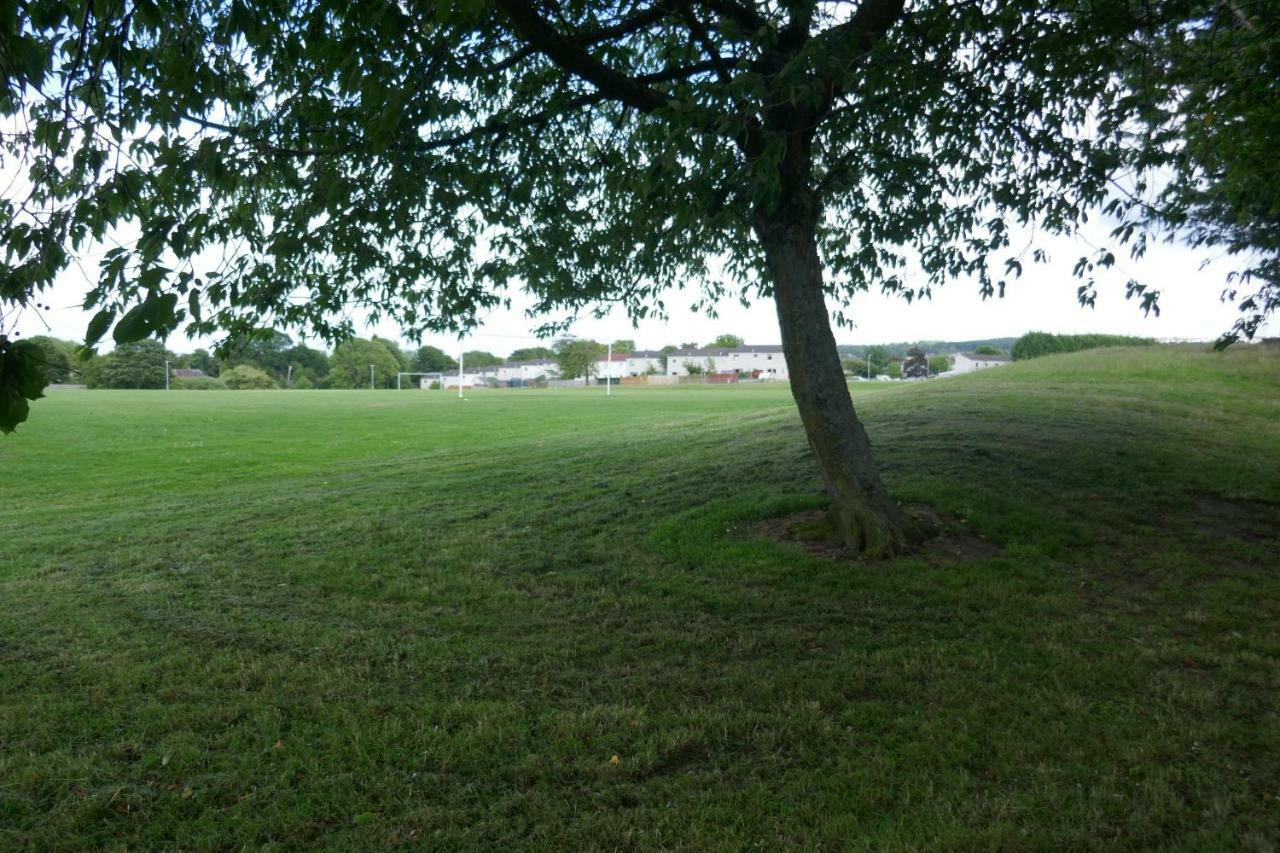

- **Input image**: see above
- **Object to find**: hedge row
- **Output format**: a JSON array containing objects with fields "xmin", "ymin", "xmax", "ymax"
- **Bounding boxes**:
[{"xmin": 1011, "ymin": 332, "xmax": 1156, "ymax": 361}]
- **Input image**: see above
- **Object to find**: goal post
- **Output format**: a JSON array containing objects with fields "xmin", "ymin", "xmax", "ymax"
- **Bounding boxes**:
[{"xmin": 396, "ymin": 371, "xmax": 445, "ymax": 390}]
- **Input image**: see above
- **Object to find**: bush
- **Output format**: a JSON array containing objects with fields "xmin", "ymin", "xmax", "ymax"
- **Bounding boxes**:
[
  {"xmin": 1012, "ymin": 332, "xmax": 1157, "ymax": 361},
  {"xmin": 221, "ymin": 365, "xmax": 277, "ymax": 389},
  {"xmin": 172, "ymin": 375, "xmax": 227, "ymax": 390},
  {"xmin": 292, "ymin": 374, "xmax": 315, "ymax": 389}
]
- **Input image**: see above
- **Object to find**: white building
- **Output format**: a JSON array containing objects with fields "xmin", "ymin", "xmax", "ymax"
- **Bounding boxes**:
[
  {"xmin": 665, "ymin": 345, "xmax": 788, "ymax": 379},
  {"xmin": 495, "ymin": 359, "xmax": 559, "ymax": 383},
  {"xmin": 623, "ymin": 350, "xmax": 664, "ymax": 376},
  {"xmin": 948, "ymin": 352, "xmax": 1009, "ymax": 374},
  {"xmin": 594, "ymin": 352, "xmax": 630, "ymax": 381}
]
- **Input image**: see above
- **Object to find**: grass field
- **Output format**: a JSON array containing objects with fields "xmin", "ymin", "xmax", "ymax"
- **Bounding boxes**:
[{"xmin": 2, "ymin": 345, "xmax": 1278, "ymax": 849}]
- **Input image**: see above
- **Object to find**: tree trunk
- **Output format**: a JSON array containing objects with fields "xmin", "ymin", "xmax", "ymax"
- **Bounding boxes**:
[{"xmin": 754, "ymin": 186, "xmax": 907, "ymax": 558}]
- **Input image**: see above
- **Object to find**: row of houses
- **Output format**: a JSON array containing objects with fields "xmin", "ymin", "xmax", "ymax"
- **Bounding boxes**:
[
  {"xmin": 434, "ymin": 346, "xmax": 1009, "ymax": 388},
  {"xmin": 437, "ymin": 345, "xmax": 793, "ymax": 388}
]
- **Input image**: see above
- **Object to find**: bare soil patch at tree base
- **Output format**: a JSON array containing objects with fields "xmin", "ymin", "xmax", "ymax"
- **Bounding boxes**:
[{"xmin": 751, "ymin": 503, "xmax": 1003, "ymax": 564}]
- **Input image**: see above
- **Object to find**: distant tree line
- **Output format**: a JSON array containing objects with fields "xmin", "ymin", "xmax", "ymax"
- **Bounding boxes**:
[
  {"xmin": 1011, "ymin": 333, "xmax": 1156, "ymax": 361},
  {"xmin": 32, "ymin": 330, "xmax": 760, "ymax": 390}
]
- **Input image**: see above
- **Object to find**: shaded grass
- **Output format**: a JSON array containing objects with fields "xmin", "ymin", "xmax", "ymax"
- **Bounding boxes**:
[{"xmin": 1, "ymin": 345, "xmax": 1278, "ymax": 849}]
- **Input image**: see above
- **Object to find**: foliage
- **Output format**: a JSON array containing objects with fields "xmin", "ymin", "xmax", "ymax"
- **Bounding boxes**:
[
  {"xmin": 658, "ymin": 345, "xmax": 679, "ymax": 371},
  {"xmin": 223, "ymin": 330, "xmax": 294, "ymax": 376},
  {"xmin": 507, "ymin": 346, "xmax": 555, "ymax": 363},
  {"xmin": 82, "ymin": 341, "xmax": 171, "ymax": 389},
  {"xmin": 1119, "ymin": 2, "xmax": 1280, "ymax": 345},
  {"xmin": 553, "ymin": 339, "xmax": 604, "ymax": 380},
  {"xmin": 886, "ymin": 361, "xmax": 903, "ymax": 379},
  {"xmin": 0, "ymin": 0, "xmax": 1234, "ymax": 429},
  {"xmin": 1012, "ymin": 332, "xmax": 1157, "ymax": 361},
  {"xmin": 21, "ymin": 335, "xmax": 76, "ymax": 383},
  {"xmin": 710, "ymin": 334, "xmax": 745, "ymax": 349},
  {"xmin": 462, "ymin": 350, "xmax": 502, "ymax": 368},
  {"xmin": 179, "ymin": 348, "xmax": 220, "ymax": 377},
  {"xmin": 292, "ymin": 374, "xmax": 315, "ymax": 390},
  {"xmin": 372, "ymin": 336, "xmax": 410, "ymax": 371},
  {"xmin": 682, "ymin": 360, "xmax": 707, "ymax": 376},
  {"xmin": 0, "ymin": 336, "xmax": 49, "ymax": 432},
  {"xmin": 610, "ymin": 340, "xmax": 636, "ymax": 353},
  {"xmin": 285, "ymin": 344, "xmax": 330, "ymax": 380},
  {"xmin": 328, "ymin": 338, "xmax": 401, "ymax": 389},
  {"xmin": 902, "ymin": 347, "xmax": 929, "ymax": 380},
  {"xmin": 411, "ymin": 345, "xmax": 458, "ymax": 373},
  {"xmin": 973, "ymin": 345, "xmax": 1005, "ymax": 356},
  {"xmin": 172, "ymin": 375, "xmax": 228, "ymax": 390},
  {"xmin": 865, "ymin": 346, "xmax": 891, "ymax": 378},
  {"xmin": 927, "ymin": 355, "xmax": 952, "ymax": 376},
  {"xmin": 838, "ymin": 339, "xmax": 1018, "ymax": 360},
  {"xmin": 221, "ymin": 364, "xmax": 277, "ymax": 390}
]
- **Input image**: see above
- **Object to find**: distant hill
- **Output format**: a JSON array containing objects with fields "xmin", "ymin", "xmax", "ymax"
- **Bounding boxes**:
[{"xmin": 837, "ymin": 338, "xmax": 1017, "ymax": 359}]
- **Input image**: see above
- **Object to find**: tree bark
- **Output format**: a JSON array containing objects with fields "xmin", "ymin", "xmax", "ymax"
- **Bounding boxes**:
[{"xmin": 754, "ymin": 169, "xmax": 907, "ymax": 557}]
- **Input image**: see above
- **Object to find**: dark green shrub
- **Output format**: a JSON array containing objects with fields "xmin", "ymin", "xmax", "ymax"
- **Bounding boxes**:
[
  {"xmin": 172, "ymin": 376, "xmax": 228, "ymax": 390},
  {"xmin": 1012, "ymin": 332, "xmax": 1156, "ymax": 361}
]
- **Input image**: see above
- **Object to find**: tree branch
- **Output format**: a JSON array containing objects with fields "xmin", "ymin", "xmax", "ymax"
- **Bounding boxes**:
[{"xmin": 493, "ymin": 0, "xmax": 671, "ymax": 113}]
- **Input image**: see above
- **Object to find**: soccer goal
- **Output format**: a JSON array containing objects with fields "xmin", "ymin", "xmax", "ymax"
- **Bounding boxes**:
[{"xmin": 397, "ymin": 372, "xmax": 445, "ymax": 390}]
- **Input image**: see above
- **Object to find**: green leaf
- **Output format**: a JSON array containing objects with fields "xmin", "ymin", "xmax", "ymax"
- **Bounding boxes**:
[
  {"xmin": 113, "ymin": 303, "xmax": 151, "ymax": 343},
  {"xmin": 85, "ymin": 309, "xmax": 115, "ymax": 347}
]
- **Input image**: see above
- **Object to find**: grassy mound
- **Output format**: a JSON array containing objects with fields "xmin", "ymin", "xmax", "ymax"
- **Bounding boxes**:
[{"xmin": 1, "ymin": 345, "xmax": 1277, "ymax": 847}]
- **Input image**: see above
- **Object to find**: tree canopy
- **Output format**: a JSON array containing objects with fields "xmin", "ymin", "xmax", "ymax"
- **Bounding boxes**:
[
  {"xmin": 507, "ymin": 346, "xmax": 556, "ymax": 362},
  {"xmin": 709, "ymin": 334, "xmax": 745, "ymax": 349},
  {"xmin": 554, "ymin": 338, "xmax": 604, "ymax": 379},
  {"xmin": 1, "ymin": 0, "xmax": 1267, "ymax": 553},
  {"xmin": 82, "ymin": 340, "xmax": 171, "ymax": 389},
  {"xmin": 328, "ymin": 338, "xmax": 401, "ymax": 388},
  {"xmin": 411, "ymin": 345, "xmax": 458, "ymax": 373}
]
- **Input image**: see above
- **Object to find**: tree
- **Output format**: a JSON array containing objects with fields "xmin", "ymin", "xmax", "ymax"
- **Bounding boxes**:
[
  {"xmin": 682, "ymin": 360, "xmax": 707, "ymax": 376},
  {"xmin": 284, "ymin": 344, "xmax": 330, "ymax": 382},
  {"xmin": 973, "ymin": 345, "xmax": 1004, "ymax": 356},
  {"xmin": 372, "ymin": 336, "xmax": 410, "ymax": 370},
  {"xmin": 1122, "ymin": 4, "xmax": 1280, "ymax": 346},
  {"xmin": 507, "ymin": 346, "xmax": 556, "ymax": 362},
  {"xmin": 658, "ymin": 345, "xmax": 679, "ymax": 371},
  {"xmin": 0, "ymin": 1, "xmax": 1220, "ymax": 553},
  {"xmin": 861, "ymin": 346, "xmax": 890, "ymax": 379},
  {"xmin": 927, "ymin": 355, "xmax": 951, "ymax": 376},
  {"xmin": 709, "ymin": 334, "xmax": 745, "ymax": 349},
  {"xmin": 886, "ymin": 361, "xmax": 903, "ymax": 380},
  {"xmin": 82, "ymin": 341, "xmax": 172, "ymax": 389},
  {"xmin": 24, "ymin": 336, "xmax": 76, "ymax": 383},
  {"xmin": 554, "ymin": 339, "xmax": 604, "ymax": 380},
  {"xmin": 221, "ymin": 364, "xmax": 277, "ymax": 389},
  {"xmin": 328, "ymin": 338, "xmax": 401, "ymax": 389},
  {"xmin": 410, "ymin": 345, "xmax": 458, "ymax": 373},
  {"xmin": 902, "ymin": 347, "xmax": 928, "ymax": 380},
  {"xmin": 461, "ymin": 350, "xmax": 502, "ymax": 368},
  {"xmin": 610, "ymin": 339, "xmax": 636, "ymax": 353},
  {"xmin": 223, "ymin": 330, "xmax": 294, "ymax": 377},
  {"xmin": 182, "ymin": 348, "xmax": 221, "ymax": 377}
]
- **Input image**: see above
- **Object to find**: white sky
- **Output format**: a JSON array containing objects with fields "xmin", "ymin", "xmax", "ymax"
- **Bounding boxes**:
[{"xmin": 7, "ymin": 219, "xmax": 1266, "ymax": 357}]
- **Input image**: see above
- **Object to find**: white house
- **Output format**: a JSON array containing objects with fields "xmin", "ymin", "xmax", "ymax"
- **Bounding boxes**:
[
  {"xmin": 495, "ymin": 359, "xmax": 559, "ymax": 383},
  {"xmin": 624, "ymin": 350, "xmax": 664, "ymax": 376},
  {"xmin": 665, "ymin": 345, "xmax": 788, "ymax": 379},
  {"xmin": 594, "ymin": 352, "xmax": 630, "ymax": 381},
  {"xmin": 948, "ymin": 352, "xmax": 1009, "ymax": 374}
]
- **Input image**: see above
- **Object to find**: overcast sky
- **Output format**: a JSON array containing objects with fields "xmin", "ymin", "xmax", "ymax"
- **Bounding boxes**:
[{"xmin": 6, "ymin": 216, "xmax": 1268, "ymax": 356}]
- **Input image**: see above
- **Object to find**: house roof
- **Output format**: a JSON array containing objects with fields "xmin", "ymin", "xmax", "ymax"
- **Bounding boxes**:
[
  {"xmin": 626, "ymin": 350, "xmax": 664, "ymax": 359},
  {"xmin": 671, "ymin": 345, "xmax": 784, "ymax": 357}
]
